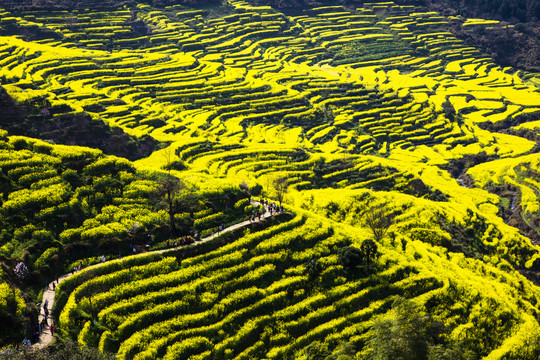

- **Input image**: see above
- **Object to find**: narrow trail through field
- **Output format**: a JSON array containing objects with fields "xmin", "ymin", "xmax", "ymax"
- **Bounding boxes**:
[{"xmin": 33, "ymin": 200, "xmax": 276, "ymax": 348}]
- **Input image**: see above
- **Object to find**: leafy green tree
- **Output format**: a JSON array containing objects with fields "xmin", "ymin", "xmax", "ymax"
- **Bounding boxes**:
[
  {"xmin": 364, "ymin": 297, "xmax": 443, "ymax": 360},
  {"xmin": 251, "ymin": 183, "xmax": 263, "ymax": 197},
  {"xmin": 304, "ymin": 341, "xmax": 330, "ymax": 360},
  {"xmin": 0, "ymin": 281, "xmax": 25, "ymax": 347},
  {"xmin": 428, "ymin": 343, "xmax": 476, "ymax": 360},
  {"xmin": 326, "ymin": 342, "xmax": 356, "ymax": 360},
  {"xmin": 302, "ymin": 341, "xmax": 355, "ymax": 360},
  {"xmin": 338, "ymin": 246, "xmax": 363, "ymax": 269}
]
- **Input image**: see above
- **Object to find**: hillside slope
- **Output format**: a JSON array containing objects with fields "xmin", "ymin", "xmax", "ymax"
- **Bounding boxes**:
[{"xmin": 0, "ymin": 0, "xmax": 540, "ymax": 358}]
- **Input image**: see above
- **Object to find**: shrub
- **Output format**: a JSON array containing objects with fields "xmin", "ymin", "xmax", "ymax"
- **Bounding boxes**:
[{"xmin": 338, "ymin": 246, "xmax": 363, "ymax": 269}]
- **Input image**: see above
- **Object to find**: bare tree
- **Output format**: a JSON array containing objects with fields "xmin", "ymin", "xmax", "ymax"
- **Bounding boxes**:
[
  {"xmin": 160, "ymin": 147, "xmax": 183, "ymax": 234},
  {"xmin": 273, "ymin": 177, "xmax": 288, "ymax": 206},
  {"xmin": 361, "ymin": 239, "xmax": 378, "ymax": 271},
  {"xmin": 239, "ymin": 180, "xmax": 251, "ymax": 201},
  {"xmin": 362, "ymin": 201, "xmax": 395, "ymax": 243},
  {"xmin": 160, "ymin": 176, "xmax": 182, "ymax": 234}
]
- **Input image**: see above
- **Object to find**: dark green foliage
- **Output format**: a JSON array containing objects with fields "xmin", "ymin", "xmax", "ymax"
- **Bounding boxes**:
[
  {"xmin": 338, "ymin": 241, "xmax": 378, "ymax": 272},
  {"xmin": 305, "ymin": 341, "xmax": 330, "ymax": 360},
  {"xmin": 61, "ymin": 170, "xmax": 82, "ymax": 189},
  {"xmin": 403, "ymin": 178, "xmax": 448, "ymax": 202},
  {"xmin": 0, "ymin": 282, "xmax": 25, "ymax": 346},
  {"xmin": 312, "ymin": 158, "xmax": 355, "ymax": 180},
  {"xmin": 326, "ymin": 342, "xmax": 356, "ymax": 360},
  {"xmin": 0, "ymin": 89, "xmax": 159, "ymax": 161},
  {"xmin": 303, "ymin": 341, "xmax": 355, "ymax": 360},
  {"xmin": 428, "ymin": 343, "xmax": 477, "ymax": 360},
  {"xmin": 364, "ymin": 296, "xmax": 480, "ymax": 360},
  {"xmin": 200, "ymin": 186, "xmax": 245, "ymax": 211},
  {"xmin": 305, "ymin": 258, "xmax": 323, "ymax": 279},
  {"xmin": 441, "ymin": 3, "xmax": 540, "ymax": 71},
  {"xmin": 441, "ymin": 152, "xmax": 498, "ymax": 179},
  {"xmin": 304, "ymin": 161, "xmax": 399, "ymax": 191},
  {"xmin": 432, "ymin": 209, "xmax": 527, "ymax": 263},
  {"xmin": 338, "ymin": 246, "xmax": 363, "ymax": 269},
  {"xmin": 364, "ymin": 297, "xmax": 443, "ymax": 360},
  {"xmin": 246, "ymin": 0, "xmax": 539, "ymax": 22},
  {"xmin": 251, "ymin": 183, "xmax": 263, "ymax": 197},
  {"xmin": 163, "ymin": 160, "xmax": 186, "ymax": 171},
  {"xmin": 433, "ymin": 0, "xmax": 539, "ymax": 22},
  {"xmin": 0, "ymin": 340, "xmax": 115, "ymax": 360}
]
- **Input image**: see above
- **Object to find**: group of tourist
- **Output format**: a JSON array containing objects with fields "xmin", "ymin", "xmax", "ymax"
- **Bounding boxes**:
[
  {"xmin": 30, "ymin": 297, "xmax": 56, "ymax": 348},
  {"xmin": 45, "ymin": 273, "xmax": 60, "ymax": 292},
  {"xmin": 249, "ymin": 199, "xmax": 284, "ymax": 222},
  {"xmin": 166, "ymin": 236, "xmax": 195, "ymax": 248}
]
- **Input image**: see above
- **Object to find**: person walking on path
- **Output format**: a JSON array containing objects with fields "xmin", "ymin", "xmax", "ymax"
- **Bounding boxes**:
[{"xmin": 50, "ymin": 324, "xmax": 55, "ymax": 336}]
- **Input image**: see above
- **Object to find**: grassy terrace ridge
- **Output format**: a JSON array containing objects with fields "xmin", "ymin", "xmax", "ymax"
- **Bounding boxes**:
[{"xmin": 0, "ymin": 0, "xmax": 540, "ymax": 359}]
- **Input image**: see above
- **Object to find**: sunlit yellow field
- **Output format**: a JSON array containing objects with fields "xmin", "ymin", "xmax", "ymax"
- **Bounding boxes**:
[{"xmin": 1, "ymin": 0, "xmax": 540, "ymax": 358}]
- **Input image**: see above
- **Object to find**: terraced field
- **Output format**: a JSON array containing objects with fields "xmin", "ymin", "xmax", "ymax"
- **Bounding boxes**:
[
  {"xmin": 2, "ymin": 1, "xmax": 538, "ymax": 155},
  {"xmin": 1, "ymin": 0, "xmax": 540, "ymax": 358},
  {"xmin": 55, "ymin": 211, "xmax": 540, "ymax": 360}
]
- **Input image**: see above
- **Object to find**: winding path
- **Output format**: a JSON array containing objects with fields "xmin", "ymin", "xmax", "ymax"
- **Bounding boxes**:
[{"xmin": 33, "ymin": 200, "xmax": 277, "ymax": 348}]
